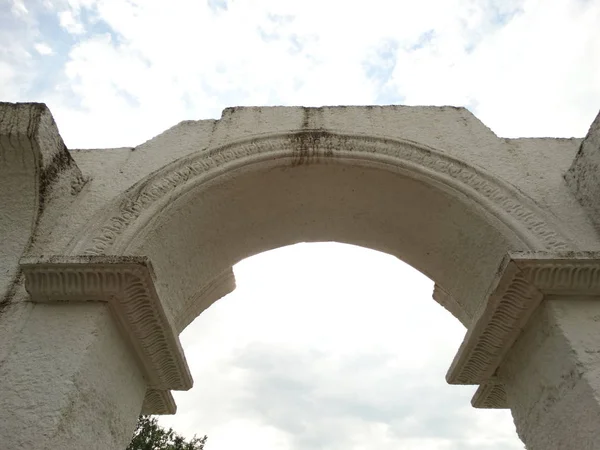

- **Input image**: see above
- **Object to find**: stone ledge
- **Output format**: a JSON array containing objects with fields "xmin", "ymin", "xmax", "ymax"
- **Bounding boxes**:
[
  {"xmin": 142, "ymin": 389, "xmax": 177, "ymax": 415},
  {"xmin": 447, "ymin": 252, "xmax": 600, "ymax": 390},
  {"xmin": 19, "ymin": 255, "xmax": 193, "ymax": 415},
  {"xmin": 471, "ymin": 380, "xmax": 507, "ymax": 409}
]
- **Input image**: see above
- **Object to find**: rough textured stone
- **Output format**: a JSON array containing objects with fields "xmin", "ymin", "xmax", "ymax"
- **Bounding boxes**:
[
  {"xmin": 0, "ymin": 102, "xmax": 83, "ymax": 305},
  {"xmin": 0, "ymin": 303, "xmax": 146, "ymax": 450},
  {"xmin": 566, "ymin": 110, "xmax": 600, "ymax": 230},
  {"xmin": 500, "ymin": 299, "xmax": 600, "ymax": 449}
]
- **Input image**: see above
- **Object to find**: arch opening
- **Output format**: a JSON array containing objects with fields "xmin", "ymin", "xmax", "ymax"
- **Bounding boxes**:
[{"xmin": 156, "ymin": 243, "xmax": 522, "ymax": 449}]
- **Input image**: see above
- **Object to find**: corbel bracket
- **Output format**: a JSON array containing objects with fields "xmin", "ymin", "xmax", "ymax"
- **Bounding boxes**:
[
  {"xmin": 20, "ymin": 255, "xmax": 193, "ymax": 415},
  {"xmin": 447, "ymin": 251, "xmax": 600, "ymax": 408}
]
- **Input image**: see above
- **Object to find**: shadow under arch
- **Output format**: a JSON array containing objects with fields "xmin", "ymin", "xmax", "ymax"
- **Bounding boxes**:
[{"xmin": 67, "ymin": 131, "xmax": 571, "ymax": 333}]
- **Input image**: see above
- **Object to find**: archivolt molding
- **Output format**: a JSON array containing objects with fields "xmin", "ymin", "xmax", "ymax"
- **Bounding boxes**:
[
  {"xmin": 71, "ymin": 130, "xmax": 571, "ymax": 256},
  {"xmin": 447, "ymin": 252, "xmax": 600, "ymax": 392},
  {"xmin": 19, "ymin": 256, "xmax": 193, "ymax": 415}
]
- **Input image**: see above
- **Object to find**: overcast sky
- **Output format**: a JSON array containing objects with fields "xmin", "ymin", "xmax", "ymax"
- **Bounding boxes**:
[{"xmin": 3, "ymin": 0, "xmax": 600, "ymax": 449}]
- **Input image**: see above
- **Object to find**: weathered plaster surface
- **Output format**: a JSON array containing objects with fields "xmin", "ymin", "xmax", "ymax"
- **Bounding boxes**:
[
  {"xmin": 566, "ymin": 110, "xmax": 600, "ymax": 230},
  {"xmin": 31, "ymin": 106, "xmax": 599, "ymax": 259},
  {"xmin": 0, "ymin": 102, "xmax": 84, "ymax": 301},
  {"xmin": 40, "ymin": 106, "xmax": 597, "ymax": 333},
  {"xmin": 0, "ymin": 103, "xmax": 86, "ymax": 403},
  {"xmin": 0, "ymin": 302, "xmax": 146, "ymax": 450},
  {"xmin": 500, "ymin": 298, "xmax": 600, "ymax": 449},
  {"xmin": 43, "ymin": 119, "xmax": 217, "ymax": 255},
  {"xmin": 2, "ymin": 102, "xmax": 600, "ymax": 450}
]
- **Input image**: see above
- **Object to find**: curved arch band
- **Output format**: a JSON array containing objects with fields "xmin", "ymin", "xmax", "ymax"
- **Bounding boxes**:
[{"xmin": 72, "ymin": 131, "xmax": 571, "ymax": 256}]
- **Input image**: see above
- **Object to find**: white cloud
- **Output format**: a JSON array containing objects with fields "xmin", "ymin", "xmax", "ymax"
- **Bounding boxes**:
[
  {"xmin": 34, "ymin": 42, "xmax": 54, "ymax": 55},
  {"xmin": 0, "ymin": 2, "xmax": 40, "ymax": 101},
  {"xmin": 389, "ymin": 0, "xmax": 600, "ymax": 137},
  {"xmin": 58, "ymin": 9, "xmax": 85, "ymax": 34},
  {"xmin": 10, "ymin": 0, "xmax": 28, "ymax": 17}
]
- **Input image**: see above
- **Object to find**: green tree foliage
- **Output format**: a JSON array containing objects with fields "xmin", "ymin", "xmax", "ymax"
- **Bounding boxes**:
[{"xmin": 127, "ymin": 415, "xmax": 207, "ymax": 450}]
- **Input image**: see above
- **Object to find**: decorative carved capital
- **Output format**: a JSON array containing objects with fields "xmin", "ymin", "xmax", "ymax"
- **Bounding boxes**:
[
  {"xmin": 447, "ymin": 252, "xmax": 600, "ymax": 402},
  {"xmin": 20, "ymin": 256, "xmax": 193, "ymax": 415}
]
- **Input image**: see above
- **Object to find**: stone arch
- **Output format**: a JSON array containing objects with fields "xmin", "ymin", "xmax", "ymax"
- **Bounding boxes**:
[
  {"xmin": 5, "ymin": 103, "xmax": 600, "ymax": 450},
  {"xmin": 65, "ymin": 130, "xmax": 571, "ymax": 333}
]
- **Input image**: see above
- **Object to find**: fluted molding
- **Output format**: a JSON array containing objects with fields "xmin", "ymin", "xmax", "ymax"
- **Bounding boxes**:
[
  {"xmin": 19, "ymin": 255, "xmax": 193, "ymax": 415},
  {"xmin": 447, "ymin": 252, "xmax": 600, "ymax": 393},
  {"xmin": 142, "ymin": 389, "xmax": 177, "ymax": 415},
  {"xmin": 471, "ymin": 380, "xmax": 507, "ymax": 409},
  {"xmin": 73, "ymin": 131, "xmax": 571, "ymax": 255}
]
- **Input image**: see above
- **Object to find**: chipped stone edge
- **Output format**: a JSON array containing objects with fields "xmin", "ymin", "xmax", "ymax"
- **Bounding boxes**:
[
  {"xmin": 447, "ymin": 251, "xmax": 600, "ymax": 409},
  {"xmin": 19, "ymin": 255, "xmax": 193, "ymax": 415}
]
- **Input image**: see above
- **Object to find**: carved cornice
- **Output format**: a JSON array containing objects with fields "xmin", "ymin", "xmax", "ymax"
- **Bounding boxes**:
[
  {"xmin": 73, "ymin": 131, "xmax": 570, "ymax": 255},
  {"xmin": 471, "ymin": 380, "xmax": 507, "ymax": 409},
  {"xmin": 447, "ymin": 252, "xmax": 600, "ymax": 388},
  {"xmin": 19, "ymin": 256, "xmax": 193, "ymax": 415},
  {"xmin": 514, "ymin": 252, "xmax": 600, "ymax": 294},
  {"xmin": 142, "ymin": 389, "xmax": 177, "ymax": 415}
]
